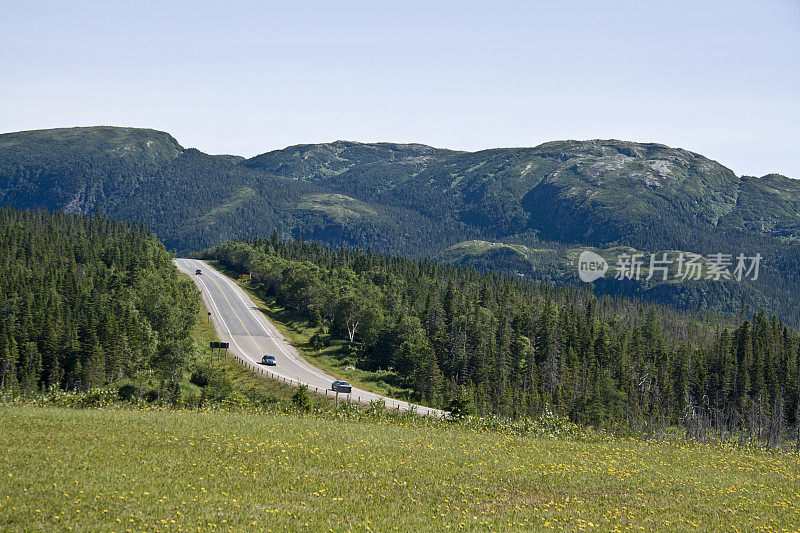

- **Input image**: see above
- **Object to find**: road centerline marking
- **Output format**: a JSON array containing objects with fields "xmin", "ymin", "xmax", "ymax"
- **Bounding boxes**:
[{"xmin": 204, "ymin": 272, "xmax": 266, "ymax": 355}]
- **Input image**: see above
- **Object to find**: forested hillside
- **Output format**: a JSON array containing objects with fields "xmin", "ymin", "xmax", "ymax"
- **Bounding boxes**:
[
  {"xmin": 0, "ymin": 128, "xmax": 464, "ymax": 254},
  {"xmin": 2, "ymin": 126, "xmax": 800, "ymax": 324},
  {"xmin": 0, "ymin": 209, "xmax": 200, "ymax": 391},
  {"xmin": 435, "ymin": 239, "xmax": 800, "ymax": 325},
  {"xmin": 206, "ymin": 237, "xmax": 800, "ymax": 440}
]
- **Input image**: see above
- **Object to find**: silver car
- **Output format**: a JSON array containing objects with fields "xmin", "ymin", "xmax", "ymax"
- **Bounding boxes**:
[{"xmin": 331, "ymin": 380, "xmax": 352, "ymax": 393}]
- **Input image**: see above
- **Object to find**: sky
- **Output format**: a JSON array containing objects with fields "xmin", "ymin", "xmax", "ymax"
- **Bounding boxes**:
[{"xmin": 1, "ymin": 0, "xmax": 798, "ymax": 177}]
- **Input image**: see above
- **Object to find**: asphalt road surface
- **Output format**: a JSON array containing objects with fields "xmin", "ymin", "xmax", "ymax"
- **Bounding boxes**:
[{"xmin": 174, "ymin": 258, "xmax": 443, "ymax": 417}]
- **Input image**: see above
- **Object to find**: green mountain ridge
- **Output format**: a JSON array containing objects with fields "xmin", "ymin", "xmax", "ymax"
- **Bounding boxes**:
[{"xmin": 1, "ymin": 126, "xmax": 799, "ymax": 321}]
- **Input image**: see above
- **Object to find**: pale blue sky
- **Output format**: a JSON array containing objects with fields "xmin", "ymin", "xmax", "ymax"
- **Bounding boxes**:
[{"xmin": 1, "ymin": 1, "xmax": 798, "ymax": 177}]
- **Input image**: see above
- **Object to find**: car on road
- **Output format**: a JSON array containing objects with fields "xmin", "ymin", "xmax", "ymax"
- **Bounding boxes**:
[
  {"xmin": 331, "ymin": 380, "xmax": 352, "ymax": 393},
  {"xmin": 195, "ymin": 269, "xmax": 202, "ymax": 275},
  {"xmin": 261, "ymin": 355, "xmax": 276, "ymax": 366}
]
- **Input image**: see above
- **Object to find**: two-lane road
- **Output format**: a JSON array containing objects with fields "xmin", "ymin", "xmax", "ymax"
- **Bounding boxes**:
[{"xmin": 174, "ymin": 258, "xmax": 443, "ymax": 417}]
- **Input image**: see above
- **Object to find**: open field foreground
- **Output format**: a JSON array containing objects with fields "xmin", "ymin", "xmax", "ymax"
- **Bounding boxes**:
[{"xmin": 1, "ymin": 407, "xmax": 800, "ymax": 532}]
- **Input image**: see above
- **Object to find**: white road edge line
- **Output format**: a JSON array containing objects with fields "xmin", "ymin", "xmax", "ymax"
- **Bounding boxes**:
[
  {"xmin": 177, "ymin": 259, "xmax": 252, "ymax": 364},
  {"xmin": 212, "ymin": 267, "xmax": 418, "ymax": 408},
  {"xmin": 179, "ymin": 258, "xmax": 438, "ymax": 416},
  {"xmin": 211, "ymin": 264, "xmax": 341, "ymax": 384}
]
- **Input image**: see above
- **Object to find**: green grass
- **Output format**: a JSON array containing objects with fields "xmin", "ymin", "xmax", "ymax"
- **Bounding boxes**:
[
  {"xmin": 206, "ymin": 260, "xmax": 415, "ymax": 401},
  {"xmin": 199, "ymin": 187, "xmax": 257, "ymax": 225},
  {"xmin": 2, "ymin": 406, "xmax": 799, "ymax": 531},
  {"xmin": 298, "ymin": 193, "xmax": 378, "ymax": 222}
]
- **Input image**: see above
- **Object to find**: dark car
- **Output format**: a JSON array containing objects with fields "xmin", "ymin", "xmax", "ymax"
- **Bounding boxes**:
[
  {"xmin": 261, "ymin": 355, "xmax": 277, "ymax": 366},
  {"xmin": 195, "ymin": 269, "xmax": 202, "ymax": 275},
  {"xmin": 331, "ymin": 380, "xmax": 352, "ymax": 393}
]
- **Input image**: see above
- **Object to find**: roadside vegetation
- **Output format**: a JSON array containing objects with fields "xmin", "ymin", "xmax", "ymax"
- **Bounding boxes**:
[
  {"xmin": 3, "ymin": 209, "xmax": 799, "ymax": 449},
  {"xmin": 206, "ymin": 260, "xmax": 416, "ymax": 401},
  {"xmin": 0, "ymin": 208, "xmax": 331, "ymax": 412},
  {"xmin": 0, "ymin": 208, "xmax": 199, "ymax": 395},
  {"xmin": 2, "ymin": 209, "xmax": 799, "ymax": 531},
  {"xmin": 203, "ymin": 237, "xmax": 800, "ymax": 449},
  {"xmin": 183, "ymin": 299, "xmax": 335, "ymax": 412}
]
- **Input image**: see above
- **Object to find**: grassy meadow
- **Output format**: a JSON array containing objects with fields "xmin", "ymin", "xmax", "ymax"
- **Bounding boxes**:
[{"xmin": 2, "ymin": 406, "xmax": 800, "ymax": 532}]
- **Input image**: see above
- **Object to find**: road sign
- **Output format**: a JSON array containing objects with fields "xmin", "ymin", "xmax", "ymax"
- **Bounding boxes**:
[{"xmin": 238, "ymin": 273, "xmax": 251, "ymax": 280}]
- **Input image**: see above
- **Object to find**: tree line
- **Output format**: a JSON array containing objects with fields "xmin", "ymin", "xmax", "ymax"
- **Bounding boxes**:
[
  {"xmin": 0, "ymin": 208, "xmax": 200, "ymax": 393},
  {"xmin": 206, "ymin": 235, "xmax": 800, "ymax": 444}
]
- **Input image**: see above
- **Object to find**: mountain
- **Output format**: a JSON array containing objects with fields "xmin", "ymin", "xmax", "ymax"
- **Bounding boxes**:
[
  {"xmin": 0, "ymin": 126, "xmax": 181, "ymax": 213},
  {"xmin": 244, "ymin": 140, "xmax": 459, "ymax": 187},
  {"xmin": 724, "ymin": 173, "xmax": 800, "ymax": 239},
  {"xmin": 0, "ymin": 128, "xmax": 469, "ymax": 254},
  {"xmin": 1, "ymin": 126, "xmax": 799, "ymax": 321},
  {"xmin": 245, "ymin": 137, "xmax": 800, "ymax": 253}
]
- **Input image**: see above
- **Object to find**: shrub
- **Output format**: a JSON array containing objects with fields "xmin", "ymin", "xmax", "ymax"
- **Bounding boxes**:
[
  {"xmin": 179, "ymin": 381, "xmax": 203, "ymax": 407},
  {"xmin": 192, "ymin": 364, "xmax": 233, "ymax": 401},
  {"xmin": 447, "ymin": 388, "xmax": 476, "ymax": 420},
  {"xmin": 309, "ymin": 332, "xmax": 324, "ymax": 349},
  {"xmin": 117, "ymin": 382, "xmax": 139, "ymax": 402},
  {"xmin": 365, "ymin": 399, "xmax": 386, "ymax": 418},
  {"xmin": 189, "ymin": 368, "xmax": 209, "ymax": 387},
  {"xmin": 292, "ymin": 385, "xmax": 312, "ymax": 412},
  {"xmin": 244, "ymin": 388, "xmax": 280, "ymax": 407},
  {"xmin": 143, "ymin": 388, "xmax": 160, "ymax": 403}
]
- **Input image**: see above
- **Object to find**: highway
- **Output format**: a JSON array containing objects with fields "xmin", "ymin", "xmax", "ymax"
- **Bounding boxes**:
[{"xmin": 174, "ymin": 258, "xmax": 443, "ymax": 417}]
